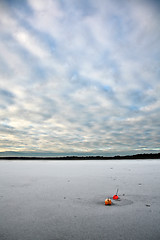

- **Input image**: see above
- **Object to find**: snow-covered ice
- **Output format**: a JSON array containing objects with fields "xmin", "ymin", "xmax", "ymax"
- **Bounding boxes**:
[{"xmin": 0, "ymin": 160, "xmax": 160, "ymax": 240}]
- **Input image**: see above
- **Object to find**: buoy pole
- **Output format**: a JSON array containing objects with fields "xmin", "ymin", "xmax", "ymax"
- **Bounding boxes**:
[{"xmin": 116, "ymin": 188, "xmax": 119, "ymax": 195}]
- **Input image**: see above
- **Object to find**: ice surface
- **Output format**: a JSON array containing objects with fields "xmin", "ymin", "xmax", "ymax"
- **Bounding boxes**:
[{"xmin": 0, "ymin": 160, "xmax": 160, "ymax": 240}]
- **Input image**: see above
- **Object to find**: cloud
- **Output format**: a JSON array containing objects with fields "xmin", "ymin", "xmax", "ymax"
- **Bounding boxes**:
[
  {"xmin": 0, "ymin": 0, "xmax": 160, "ymax": 155},
  {"xmin": 0, "ymin": 89, "xmax": 15, "ymax": 109}
]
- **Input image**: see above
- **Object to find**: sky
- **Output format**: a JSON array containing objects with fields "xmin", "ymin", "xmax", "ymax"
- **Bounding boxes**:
[{"xmin": 0, "ymin": 0, "xmax": 160, "ymax": 157}]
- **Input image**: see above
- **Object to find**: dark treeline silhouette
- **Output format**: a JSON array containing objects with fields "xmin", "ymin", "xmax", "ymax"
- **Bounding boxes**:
[{"xmin": 0, "ymin": 152, "xmax": 160, "ymax": 160}]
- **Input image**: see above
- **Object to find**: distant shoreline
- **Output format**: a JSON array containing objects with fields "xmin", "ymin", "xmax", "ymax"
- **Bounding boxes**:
[{"xmin": 0, "ymin": 152, "xmax": 160, "ymax": 160}]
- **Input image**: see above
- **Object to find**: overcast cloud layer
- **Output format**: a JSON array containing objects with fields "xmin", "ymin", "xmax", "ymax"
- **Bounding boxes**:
[{"xmin": 0, "ymin": 0, "xmax": 160, "ymax": 156}]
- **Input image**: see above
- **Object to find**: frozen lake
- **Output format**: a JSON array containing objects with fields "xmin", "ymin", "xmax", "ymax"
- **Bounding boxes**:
[{"xmin": 0, "ymin": 159, "xmax": 160, "ymax": 240}]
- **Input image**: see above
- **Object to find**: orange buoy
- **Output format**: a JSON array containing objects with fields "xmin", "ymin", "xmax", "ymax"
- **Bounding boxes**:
[
  {"xmin": 113, "ymin": 195, "xmax": 119, "ymax": 200},
  {"xmin": 105, "ymin": 198, "xmax": 112, "ymax": 205}
]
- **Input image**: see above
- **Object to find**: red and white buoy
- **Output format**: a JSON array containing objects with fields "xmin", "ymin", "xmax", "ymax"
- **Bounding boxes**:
[{"xmin": 113, "ymin": 188, "xmax": 119, "ymax": 200}]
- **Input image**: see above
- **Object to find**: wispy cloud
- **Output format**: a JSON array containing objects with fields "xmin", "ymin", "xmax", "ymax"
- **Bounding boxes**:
[{"xmin": 0, "ymin": 0, "xmax": 160, "ymax": 155}]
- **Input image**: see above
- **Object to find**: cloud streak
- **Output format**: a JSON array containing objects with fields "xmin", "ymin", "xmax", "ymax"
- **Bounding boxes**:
[{"xmin": 0, "ymin": 0, "xmax": 160, "ymax": 156}]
